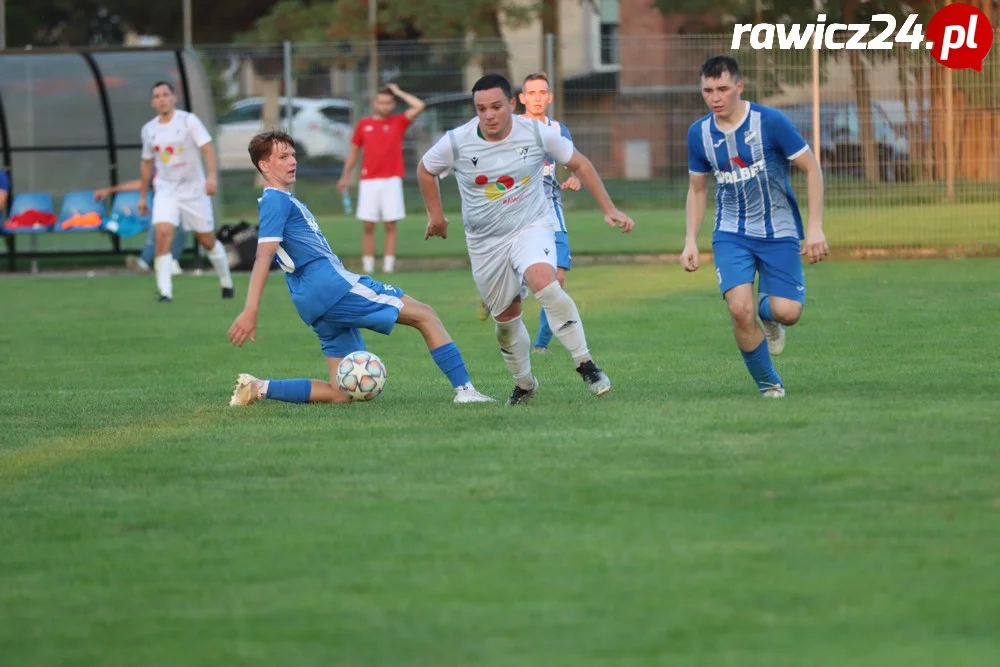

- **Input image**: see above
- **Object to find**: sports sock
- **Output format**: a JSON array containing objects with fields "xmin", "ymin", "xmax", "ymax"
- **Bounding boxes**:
[
  {"xmin": 740, "ymin": 339, "xmax": 783, "ymax": 392},
  {"xmin": 206, "ymin": 240, "xmax": 234, "ymax": 289},
  {"xmin": 534, "ymin": 282, "xmax": 590, "ymax": 365},
  {"xmin": 362, "ymin": 255, "xmax": 375, "ymax": 274},
  {"xmin": 758, "ymin": 294, "xmax": 774, "ymax": 321},
  {"xmin": 534, "ymin": 309, "xmax": 553, "ymax": 348},
  {"xmin": 383, "ymin": 255, "xmax": 396, "ymax": 273},
  {"xmin": 265, "ymin": 378, "xmax": 311, "ymax": 403},
  {"xmin": 430, "ymin": 342, "xmax": 472, "ymax": 389},
  {"xmin": 154, "ymin": 253, "xmax": 173, "ymax": 298},
  {"xmin": 495, "ymin": 316, "xmax": 534, "ymax": 389}
]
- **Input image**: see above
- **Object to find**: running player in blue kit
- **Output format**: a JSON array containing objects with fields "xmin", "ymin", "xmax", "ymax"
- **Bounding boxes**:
[
  {"xmin": 682, "ymin": 56, "xmax": 829, "ymax": 398},
  {"xmin": 228, "ymin": 130, "xmax": 493, "ymax": 406}
]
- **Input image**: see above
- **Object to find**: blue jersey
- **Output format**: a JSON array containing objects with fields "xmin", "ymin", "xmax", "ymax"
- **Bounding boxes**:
[
  {"xmin": 257, "ymin": 188, "xmax": 359, "ymax": 324},
  {"xmin": 687, "ymin": 102, "xmax": 809, "ymax": 240},
  {"xmin": 537, "ymin": 117, "xmax": 572, "ymax": 233}
]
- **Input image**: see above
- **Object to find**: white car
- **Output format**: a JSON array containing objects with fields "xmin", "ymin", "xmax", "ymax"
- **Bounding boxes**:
[{"xmin": 217, "ymin": 96, "xmax": 354, "ymax": 170}]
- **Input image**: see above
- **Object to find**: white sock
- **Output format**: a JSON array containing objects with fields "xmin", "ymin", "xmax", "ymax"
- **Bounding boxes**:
[
  {"xmin": 534, "ymin": 282, "xmax": 590, "ymax": 365},
  {"xmin": 495, "ymin": 316, "xmax": 534, "ymax": 389},
  {"xmin": 454, "ymin": 382, "xmax": 476, "ymax": 394},
  {"xmin": 154, "ymin": 253, "xmax": 173, "ymax": 298},
  {"xmin": 362, "ymin": 255, "xmax": 375, "ymax": 273},
  {"xmin": 206, "ymin": 241, "xmax": 234, "ymax": 289},
  {"xmin": 259, "ymin": 380, "xmax": 269, "ymax": 396},
  {"xmin": 383, "ymin": 255, "xmax": 395, "ymax": 273}
]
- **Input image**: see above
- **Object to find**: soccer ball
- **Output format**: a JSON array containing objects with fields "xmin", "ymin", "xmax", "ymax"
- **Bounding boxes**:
[{"xmin": 336, "ymin": 351, "xmax": 387, "ymax": 402}]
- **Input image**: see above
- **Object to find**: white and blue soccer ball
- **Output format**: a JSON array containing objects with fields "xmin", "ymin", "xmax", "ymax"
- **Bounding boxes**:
[{"xmin": 336, "ymin": 351, "xmax": 387, "ymax": 402}]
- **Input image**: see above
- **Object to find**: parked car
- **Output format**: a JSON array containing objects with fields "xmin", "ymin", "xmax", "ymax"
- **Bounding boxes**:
[
  {"xmin": 777, "ymin": 101, "xmax": 911, "ymax": 182},
  {"xmin": 217, "ymin": 96, "xmax": 355, "ymax": 170}
]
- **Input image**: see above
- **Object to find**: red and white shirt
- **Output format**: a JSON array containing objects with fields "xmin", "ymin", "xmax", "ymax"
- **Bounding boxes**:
[{"xmin": 351, "ymin": 113, "xmax": 411, "ymax": 180}]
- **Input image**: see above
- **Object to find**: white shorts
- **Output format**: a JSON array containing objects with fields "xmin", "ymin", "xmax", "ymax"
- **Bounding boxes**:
[
  {"xmin": 356, "ymin": 176, "xmax": 405, "ymax": 223},
  {"xmin": 470, "ymin": 222, "xmax": 557, "ymax": 318},
  {"xmin": 152, "ymin": 193, "xmax": 214, "ymax": 233}
]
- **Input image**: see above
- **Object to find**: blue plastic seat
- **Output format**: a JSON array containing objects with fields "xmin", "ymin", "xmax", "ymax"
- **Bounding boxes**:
[
  {"xmin": 3, "ymin": 192, "xmax": 56, "ymax": 234},
  {"xmin": 55, "ymin": 190, "xmax": 106, "ymax": 232},
  {"xmin": 104, "ymin": 190, "xmax": 152, "ymax": 238}
]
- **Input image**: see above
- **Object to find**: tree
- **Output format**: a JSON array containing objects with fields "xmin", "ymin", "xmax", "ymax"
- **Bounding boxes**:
[
  {"xmin": 3, "ymin": 0, "xmax": 277, "ymax": 47},
  {"xmin": 239, "ymin": 0, "xmax": 540, "ymax": 85}
]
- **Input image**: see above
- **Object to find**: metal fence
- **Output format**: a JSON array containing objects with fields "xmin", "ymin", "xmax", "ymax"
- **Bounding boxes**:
[{"xmin": 197, "ymin": 33, "xmax": 1000, "ymax": 251}]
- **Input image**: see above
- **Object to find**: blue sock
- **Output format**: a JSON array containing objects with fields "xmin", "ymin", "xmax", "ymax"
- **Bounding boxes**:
[
  {"xmin": 535, "ymin": 309, "xmax": 553, "ymax": 348},
  {"xmin": 740, "ymin": 340, "xmax": 783, "ymax": 392},
  {"xmin": 758, "ymin": 294, "xmax": 774, "ymax": 321},
  {"xmin": 430, "ymin": 342, "xmax": 471, "ymax": 389},
  {"xmin": 266, "ymin": 378, "xmax": 312, "ymax": 403}
]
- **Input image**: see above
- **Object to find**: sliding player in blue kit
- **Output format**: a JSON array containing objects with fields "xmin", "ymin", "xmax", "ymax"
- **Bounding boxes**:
[
  {"xmin": 227, "ymin": 130, "xmax": 493, "ymax": 406},
  {"xmin": 682, "ymin": 56, "xmax": 829, "ymax": 398}
]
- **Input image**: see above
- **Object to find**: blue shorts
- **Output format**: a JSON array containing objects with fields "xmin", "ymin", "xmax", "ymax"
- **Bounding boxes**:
[
  {"xmin": 712, "ymin": 232, "xmax": 805, "ymax": 303},
  {"xmin": 555, "ymin": 230, "xmax": 572, "ymax": 270},
  {"xmin": 310, "ymin": 276, "xmax": 405, "ymax": 358}
]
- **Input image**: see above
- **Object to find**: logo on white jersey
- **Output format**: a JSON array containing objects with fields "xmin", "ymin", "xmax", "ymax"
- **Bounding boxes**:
[
  {"xmin": 473, "ymin": 173, "xmax": 532, "ymax": 202},
  {"xmin": 715, "ymin": 158, "xmax": 766, "ymax": 185},
  {"xmin": 471, "ymin": 156, "xmax": 479, "ymax": 166},
  {"xmin": 154, "ymin": 144, "xmax": 184, "ymax": 164},
  {"xmin": 516, "ymin": 146, "xmax": 529, "ymax": 160}
]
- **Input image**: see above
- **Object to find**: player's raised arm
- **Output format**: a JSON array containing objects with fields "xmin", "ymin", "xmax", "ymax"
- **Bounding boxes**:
[
  {"xmin": 386, "ymin": 83, "xmax": 426, "ymax": 122},
  {"xmin": 790, "ymin": 149, "xmax": 828, "ymax": 264},
  {"xmin": 562, "ymin": 150, "xmax": 633, "ymax": 233},
  {"xmin": 540, "ymin": 123, "xmax": 632, "ymax": 233},
  {"xmin": 682, "ymin": 172, "xmax": 709, "ymax": 272}
]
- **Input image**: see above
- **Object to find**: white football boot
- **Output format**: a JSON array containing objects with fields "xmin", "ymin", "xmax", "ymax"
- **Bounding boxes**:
[
  {"xmin": 230, "ymin": 374, "xmax": 264, "ymax": 407},
  {"xmin": 453, "ymin": 384, "xmax": 496, "ymax": 404}
]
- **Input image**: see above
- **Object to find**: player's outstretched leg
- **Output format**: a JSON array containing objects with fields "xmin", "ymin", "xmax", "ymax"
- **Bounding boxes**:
[
  {"xmin": 758, "ymin": 294, "xmax": 802, "ymax": 357},
  {"xmin": 727, "ymin": 286, "xmax": 784, "ymax": 398},
  {"xmin": 395, "ymin": 295, "xmax": 494, "ymax": 404},
  {"xmin": 229, "ymin": 373, "xmax": 350, "ymax": 406},
  {"xmin": 195, "ymin": 231, "xmax": 235, "ymax": 299},
  {"xmin": 529, "ymin": 271, "xmax": 610, "ymax": 397}
]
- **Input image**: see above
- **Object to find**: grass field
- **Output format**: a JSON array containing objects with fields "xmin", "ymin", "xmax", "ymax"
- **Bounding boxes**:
[
  {"xmin": 2, "ymin": 259, "xmax": 999, "ymax": 665},
  {"xmin": 3, "ymin": 201, "xmax": 999, "ymax": 271}
]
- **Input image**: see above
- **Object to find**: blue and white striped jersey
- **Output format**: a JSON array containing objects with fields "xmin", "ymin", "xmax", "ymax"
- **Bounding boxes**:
[
  {"xmin": 687, "ymin": 102, "xmax": 809, "ymax": 240},
  {"xmin": 535, "ymin": 117, "xmax": 573, "ymax": 234}
]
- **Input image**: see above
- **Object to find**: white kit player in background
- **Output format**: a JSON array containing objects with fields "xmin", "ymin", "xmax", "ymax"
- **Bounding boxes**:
[
  {"xmin": 138, "ymin": 81, "xmax": 234, "ymax": 302},
  {"xmin": 417, "ymin": 73, "xmax": 635, "ymax": 406}
]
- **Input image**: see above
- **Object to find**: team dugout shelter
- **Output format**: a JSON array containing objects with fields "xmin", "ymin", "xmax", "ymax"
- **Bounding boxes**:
[{"xmin": 0, "ymin": 48, "xmax": 219, "ymax": 271}]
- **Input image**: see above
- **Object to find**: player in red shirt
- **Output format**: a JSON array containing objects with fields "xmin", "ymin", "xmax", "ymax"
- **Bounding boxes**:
[{"xmin": 338, "ymin": 83, "xmax": 425, "ymax": 274}]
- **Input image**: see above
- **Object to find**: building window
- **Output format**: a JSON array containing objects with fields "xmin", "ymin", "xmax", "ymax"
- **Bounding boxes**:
[
  {"xmin": 600, "ymin": 0, "xmax": 620, "ymax": 67},
  {"xmin": 600, "ymin": 23, "xmax": 619, "ymax": 66}
]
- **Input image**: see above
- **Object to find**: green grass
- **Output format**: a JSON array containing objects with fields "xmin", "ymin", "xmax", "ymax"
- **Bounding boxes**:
[
  {"xmin": 2, "ymin": 260, "xmax": 999, "ymax": 665},
  {"xmin": 3, "ymin": 202, "xmax": 999, "ymax": 272}
]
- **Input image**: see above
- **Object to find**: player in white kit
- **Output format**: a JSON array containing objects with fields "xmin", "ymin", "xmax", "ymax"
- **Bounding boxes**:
[
  {"xmin": 138, "ymin": 81, "xmax": 234, "ymax": 302},
  {"xmin": 417, "ymin": 74, "xmax": 635, "ymax": 405}
]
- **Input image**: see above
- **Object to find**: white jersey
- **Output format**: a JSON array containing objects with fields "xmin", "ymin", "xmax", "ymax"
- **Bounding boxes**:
[
  {"xmin": 141, "ymin": 110, "xmax": 213, "ymax": 199},
  {"xmin": 421, "ymin": 115, "xmax": 574, "ymax": 248}
]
